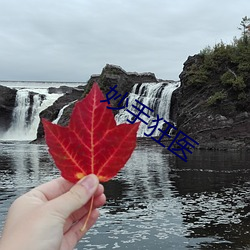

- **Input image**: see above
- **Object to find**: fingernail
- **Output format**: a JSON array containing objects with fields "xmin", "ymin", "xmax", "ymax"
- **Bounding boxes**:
[{"xmin": 78, "ymin": 174, "xmax": 98, "ymax": 191}]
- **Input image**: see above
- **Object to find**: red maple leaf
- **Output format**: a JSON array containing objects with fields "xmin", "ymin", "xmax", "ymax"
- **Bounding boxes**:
[{"xmin": 42, "ymin": 82, "xmax": 139, "ymax": 183}]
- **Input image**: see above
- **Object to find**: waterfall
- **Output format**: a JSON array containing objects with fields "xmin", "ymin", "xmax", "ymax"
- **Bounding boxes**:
[
  {"xmin": 115, "ymin": 81, "xmax": 180, "ymax": 137},
  {"xmin": 0, "ymin": 81, "xmax": 178, "ymax": 141},
  {"xmin": 1, "ymin": 89, "xmax": 62, "ymax": 141}
]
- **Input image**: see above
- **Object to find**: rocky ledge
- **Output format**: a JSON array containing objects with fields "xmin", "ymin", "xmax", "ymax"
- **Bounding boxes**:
[
  {"xmin": 0, "ymin": 85, "xmax": 17, "ymax": 133},
  {"xmin": 36, "ymin": 87, "xmax": 85, "ymax": 140},
  {"xmin": 172, "ymin": 55, "xmax": 250, "ymax": 151},
  {"xmin": 86, "ymin": 64, "xmax": 158, "ymax": 112}
]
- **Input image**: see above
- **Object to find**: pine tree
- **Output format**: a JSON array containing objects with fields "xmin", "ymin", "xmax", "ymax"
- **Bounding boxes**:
[{"xmin": 238, "ymin": 16, "xmax": 250, "ymax": 44}]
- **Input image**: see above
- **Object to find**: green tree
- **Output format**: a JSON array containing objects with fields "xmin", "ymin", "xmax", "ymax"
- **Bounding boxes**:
[{"xmin": 238, "ymin": 16, "xmax": 250, "ymax": 44}]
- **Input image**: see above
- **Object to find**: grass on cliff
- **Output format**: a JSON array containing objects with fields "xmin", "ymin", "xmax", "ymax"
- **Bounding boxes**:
[
  {"xmin": 185, "ymin": 31, "xmax": 250, "ymax": 112},
  {"xmin": 189, "ymin": 36, "xmax": 250, "ymax": 91}
]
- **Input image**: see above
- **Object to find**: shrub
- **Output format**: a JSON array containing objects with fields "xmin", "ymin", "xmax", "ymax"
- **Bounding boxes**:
[
  {"xmin": 221, "ymin": 71, "xmax": 246, "ymax": 91},
  {"xmin": 233, "ymin": 76, "xmax": 246, "ymax": 91},
  {"xmin": 200, "ymin": 46, "xmax": 213, "ymax": 55},
  {"xmin": 186, "ymin": 64, "xmax": 209, "ymax": 86},
  {"xmin": 207, "ymin": 91, "xmax": 228, "ymax": 106},
  {"xmin": 221, "ymin": 71, "xmax": 236, "ymax": 86},
  {"xmin": 238, "ymin": 91, "xmax": 247, "ymax": 100}
]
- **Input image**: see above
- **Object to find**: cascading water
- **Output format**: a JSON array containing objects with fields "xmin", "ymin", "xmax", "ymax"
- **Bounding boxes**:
[
  {"xmin": 0, "ymin": 80, "xmax": 178, "ymax": 141},
  {"xmin": 115, "ymin": 81, "xmax": 180, "ymax": 137},
  {"xmin": 1, "ymin": 89, "xmax": 62, "ymax": 141},
  {"xmin": 7, "ymin": 90, "xmax": 31, "ymax": 137}
]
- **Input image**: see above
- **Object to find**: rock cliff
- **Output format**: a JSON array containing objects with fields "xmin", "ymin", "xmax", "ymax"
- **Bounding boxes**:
[
  {"xmin": 3, "ymin": 57, "xmax": 249, "ymax": 151},
  {"xmin": 0, "ymin": 85, "xmax": 17, "ymax": 133},
  {"xmin": 172, "ymin": 54, "xmax": 250, "ymax": 150}
]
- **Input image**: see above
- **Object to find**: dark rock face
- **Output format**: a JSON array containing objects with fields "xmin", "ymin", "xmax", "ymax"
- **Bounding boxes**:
[
  {"xmin": 86, "ymin": 64, "xmax": 158, "ymax": 113},
  {"xmin": 88, "ymin": 64, "xmax": 157, "ymax": 86},
  {"xmin": 0, "ymin": 85, "xmax": 17, "ymax": 132},
  {"xmin": 36, "ymin": 87, "xmax": 85, "ymax": 139},
  {"xmin": 35, "ymin": 64, "xmax": 159, "ymax": 141},
  {"xmin": 48, "ymin": 85, "xmax": 85, "ymax": 94},
  {"xmin": 172, "ymin": 55, "xmax": 250, "ymax": 150},
  {"xmin": 59, "ymin": 64, "xmax": 158, "ymax": 126}
]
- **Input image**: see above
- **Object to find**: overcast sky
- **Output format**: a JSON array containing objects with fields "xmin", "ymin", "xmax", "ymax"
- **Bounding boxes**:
[{"xmin": 0, "ymin": 0, "xmax": 249, "ymax": 82}]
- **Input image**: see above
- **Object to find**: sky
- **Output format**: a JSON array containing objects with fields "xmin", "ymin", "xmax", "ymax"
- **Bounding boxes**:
[{"xmin": 0, "ymin": 0, "xmax": 249, "ymax": 82}]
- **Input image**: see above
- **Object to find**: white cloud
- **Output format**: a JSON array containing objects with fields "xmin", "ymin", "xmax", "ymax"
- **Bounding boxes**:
[{"xmin": 0, "ymin": 0, "xmax": 249, "ymax": 81}]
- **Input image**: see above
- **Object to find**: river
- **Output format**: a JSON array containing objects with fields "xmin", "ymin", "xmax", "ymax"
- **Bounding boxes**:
[{"xmin": 0, "ymin": 141, "xmax": 250, "ymax": 249}]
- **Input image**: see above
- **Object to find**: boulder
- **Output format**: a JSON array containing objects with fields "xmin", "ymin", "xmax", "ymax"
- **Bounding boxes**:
[
  {"xmin": 86, "ymin": 64, "xmax": 158, "ymax": 113},
  {"xmin": 36, "ymin": 87, "xmax": 85, "ymax": 139},
  {"xmin": 0, "ymin": 85, "xmax": 17, "ymax": 133}
]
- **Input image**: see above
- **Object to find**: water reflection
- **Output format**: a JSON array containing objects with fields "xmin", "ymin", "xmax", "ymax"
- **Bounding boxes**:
[
  {"xmin": 0, "ymin": 143, "xmax": 57, "ymax": 190},
  {"xmin": 169, "ymin": 151, "xmax": 250, "ymax": 249},
  {"xmin": 83, "ymin": 144, "xmax": 190, "ymax": 249},
  {"xmin": 0, "ymin": 142, "xmax": 58, "ymax": 230},
  {"xmin": 0, "ymin": 142, "xmax": 250, "ymax": 249}
]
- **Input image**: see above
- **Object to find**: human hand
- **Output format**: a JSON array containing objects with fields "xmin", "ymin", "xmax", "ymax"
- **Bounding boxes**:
[{"xmin": 0, "ymin": 174, "xmax": 106, "ymax": 250}]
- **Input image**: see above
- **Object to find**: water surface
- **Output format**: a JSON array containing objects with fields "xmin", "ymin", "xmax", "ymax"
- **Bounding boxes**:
[{"xmin": 0, "ymin": 142, "xmax": 249, "ymax": 249}]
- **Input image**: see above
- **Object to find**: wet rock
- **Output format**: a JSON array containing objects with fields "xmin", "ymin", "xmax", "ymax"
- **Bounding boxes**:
[
  {"xmin": 86, "ymin": 64, "xmax": 158, "ymax": 114},
  {"xmin": 0, "ymin": 85, "xmax": 17, "ymax": 133},
  {"xmin": 59, "ymin": 64, "xmax": 159, "ymax": 126},
  {"xmin": 36, "ymin": 87, "xmax": 85, "ymax": 140}
]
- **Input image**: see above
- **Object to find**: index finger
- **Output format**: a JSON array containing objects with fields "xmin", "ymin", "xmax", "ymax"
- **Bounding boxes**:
[{"xmin": 34, "ymin": 177, "xmax": 74, "ymax": 201}]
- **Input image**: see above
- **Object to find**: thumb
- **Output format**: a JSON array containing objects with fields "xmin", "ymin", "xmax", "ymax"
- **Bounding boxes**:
[{"xmin": 47, "ymin": 174, "xmax": 99, "ymax": 219}]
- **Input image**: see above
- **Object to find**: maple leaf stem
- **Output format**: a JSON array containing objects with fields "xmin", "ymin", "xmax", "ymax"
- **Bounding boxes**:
[{"xmin": 80, "ymin": 196, "xmax": 94, "ymax": 232}]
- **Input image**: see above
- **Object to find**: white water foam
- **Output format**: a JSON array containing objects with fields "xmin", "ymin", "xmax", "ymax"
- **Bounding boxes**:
[
  {"xmin": 115, "ymin": 81, "xmax": 180, "ymax": 137},
  {"xmin": 1, "ymin": 88, "xmax": 62, "ymax": 141}
]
